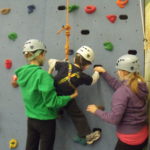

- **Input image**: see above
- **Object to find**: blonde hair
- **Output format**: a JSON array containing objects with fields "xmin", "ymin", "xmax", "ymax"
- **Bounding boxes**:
[{"xmin": 126, "ymin": 72, "xmax": 145, "ymax": 94}]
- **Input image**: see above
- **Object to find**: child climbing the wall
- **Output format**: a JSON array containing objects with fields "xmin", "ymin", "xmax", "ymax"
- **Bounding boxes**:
[
  {"xmin": 87, "ymin": 50, "xmax": 149, "ymax": 150},
  {"xmin": 48, "ymin": 46, "xmax": 101, "ymax": 145},
  {"xmin": 11, "ymin": 39, "xmax": 78, "ymax": 150}
]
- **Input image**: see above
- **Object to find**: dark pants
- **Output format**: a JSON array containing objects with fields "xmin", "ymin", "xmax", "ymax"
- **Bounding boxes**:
[
  {"xmin": 64, "ymin": 99, "xmax": 91, "ymax": 137},
  {"xmin": 26, "ymin": 118, "xmax": 56, "ymax": 150},
  {"xmin": 115, "ymin": 138, "xmax": 148, "ymax": 150}
]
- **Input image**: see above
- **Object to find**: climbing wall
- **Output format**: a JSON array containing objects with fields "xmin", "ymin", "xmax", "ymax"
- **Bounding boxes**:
[{"xmin": 0, "ymin": 0, "xmax": 146, "ymax": 150}]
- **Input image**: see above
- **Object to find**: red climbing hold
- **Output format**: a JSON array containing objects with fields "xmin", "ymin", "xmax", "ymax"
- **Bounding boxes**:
[
  {"xmin": 106, "ymin": 15, "xmax": 117, "ymax": 23},
  {"xmin": 5, "ymin": 59, "xmax": 12, "ymax": 69},
  {"xmin": 84, "ymin": 5, "xmax": 96, "ymax": 14}
]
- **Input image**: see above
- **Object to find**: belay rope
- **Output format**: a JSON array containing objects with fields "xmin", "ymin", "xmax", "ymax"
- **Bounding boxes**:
[
  {"xmin": 58, "ymin": 63, "xmax": 80, "ymax": 89},
  {"xmin": 57, "ymin": 0, "xmax": 71, "ymax": 61}
]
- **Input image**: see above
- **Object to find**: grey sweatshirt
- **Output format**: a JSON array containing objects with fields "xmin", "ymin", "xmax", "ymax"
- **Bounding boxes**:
[{"xmin": 95, "ymin": 72, "xmax": 148, "ymax": 134}]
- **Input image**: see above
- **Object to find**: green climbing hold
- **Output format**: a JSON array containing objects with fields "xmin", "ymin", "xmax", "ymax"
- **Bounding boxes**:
[
  {"xmin": 8, "ymin": 32, "xmax": 18, "ymax": 41},
  {"xmin": 69, "ymin": 5, "xmax": 79, "ymax": 13},
  {"xmin": 103, "ymin": 42, "xmax": 113, "ymax": 51}
]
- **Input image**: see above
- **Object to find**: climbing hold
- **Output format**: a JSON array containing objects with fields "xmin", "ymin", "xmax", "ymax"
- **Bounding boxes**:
[
  {"xmin": 93, "ymin": 64, "xmax": 103, "ymax": 68},
  {"xmin": 69, "ymin": 5, "xmax": 79, "ymax": 13},
  {"xmin": 84, "ymin": 5, "xmax": 96, "ymax": 14},
  {"xmin": 69, "ymin": 49, "xmax": 74, "ymax": 55},
  {"xmin": 8, "ymin": 32, "xmax": 18, "ymax": 41},
  {"xmin": 116, "ymin": 0, "xmax": 128, "ymax": 8},
  {"xmin": 103, "ymin": 42, "xmax": 114, "ymax": 51},
  {"xmin": 106, "ymin": 15, "xmax": 117, "ymax": 23},
  {"xmin": 0, "ymin": 8, "xmax": 11, "ymax": 15},
  {"xmin": 5, "ymin": 59, "xmax": 12, "ymax": 69},
  {"xmin": 128, "ymin": 50, "xmax": 137, "ymax": 55},
  {"xmin": 81, "ymin": 30, "xmax": 90, "ymax": 35},
  {"xmin": 9, "ymin": 139, "xmax": 18, "ymax": 149},
  {"xmin": 119, "ymin": 14, "xmax": 128, "ymax": 20},
  {"xmin": 58, "ymin": 5, "xmax": 66, "ymax": 10},
  {"xmin": 27, "ymin": 5, "xmax": 36, "ymax": 14}
]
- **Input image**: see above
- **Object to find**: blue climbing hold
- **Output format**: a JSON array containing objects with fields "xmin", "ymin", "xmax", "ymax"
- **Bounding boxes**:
[
  {"xmin": 27, "ymin": 5, "xmax": 36, "ymax": 14},
  {"xmin": 69, "ymin": 49, "xmax": 74, "ymax": 55}
]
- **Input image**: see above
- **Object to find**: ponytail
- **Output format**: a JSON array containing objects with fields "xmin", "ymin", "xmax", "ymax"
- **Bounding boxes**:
[{"xmin": 127, "ymin": 73, "xmax": 145, "ymax": 94}]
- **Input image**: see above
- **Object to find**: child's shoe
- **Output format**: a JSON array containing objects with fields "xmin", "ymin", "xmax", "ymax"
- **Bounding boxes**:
[
  {"xmin": 86, "ymin": 130, "xmax": 101, "ymax": 145},
  {"xmin": 73, "ymin": 136, "xmax": 86, "ymax": 145}
]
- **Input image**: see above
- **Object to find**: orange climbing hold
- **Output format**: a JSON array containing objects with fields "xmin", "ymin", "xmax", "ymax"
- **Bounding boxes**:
[
  {"xmin": 116, "ymin": 0, "xmax": 128, "ymax": 8},
  {"xmin": 0, "ymin": 8, "xmax": 11, "ymax": 15}
]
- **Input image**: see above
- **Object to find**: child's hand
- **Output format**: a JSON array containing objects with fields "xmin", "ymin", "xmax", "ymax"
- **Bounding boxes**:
[
  {"xmin": 70, "ymin": 89, "xmax": 78, "ymax": 99},
  {"xmin": 11, "ymin": 75, "xmax": 19, "ymax": 88},
  {"xmin": 94, "ymin": 66, "xmax": 106, "ymax": 73},
  {"xmin": 86, "ymin": 104, "xmax": 98, "ymax": 114}
]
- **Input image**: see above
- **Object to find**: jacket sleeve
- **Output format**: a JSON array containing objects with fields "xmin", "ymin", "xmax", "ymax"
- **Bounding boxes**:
[
  {"xmin": 38, "ymin": 72, "xmax": 71, "ymax": 109},
  {"xmin": 101, "ymin": 72, "xmax": 122, "ymax": 90},
  {"xmin": 95, "ymin": 86, "xmax": 129, "ymax": 125},
  {"xmin": 48, "ymin": 59, "xmax": 58, "ymax": 74}
]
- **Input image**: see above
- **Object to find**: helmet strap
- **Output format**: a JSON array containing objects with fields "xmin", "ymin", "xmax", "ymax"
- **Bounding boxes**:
[{"xmin": 27, "ymin": 50, "xmax": 43, "ymax": 61}]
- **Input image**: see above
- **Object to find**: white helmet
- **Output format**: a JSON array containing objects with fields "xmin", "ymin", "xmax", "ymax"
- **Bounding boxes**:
[
  {"xmin": 116, "ymin": 54, "xmax": 140, "ymax": 73},
  {"xmin": 23, "ymin": 39, "xmax": 47, "ymax": 54},
  {"xmin": 76, "ymin": 46, "xmax": 94, "ymax": 63}
]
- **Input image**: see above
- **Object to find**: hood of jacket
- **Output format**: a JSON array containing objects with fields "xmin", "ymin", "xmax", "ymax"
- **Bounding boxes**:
[{"xmin": 15, "ymin": 64, "xmax": 41, "ymax": 87}]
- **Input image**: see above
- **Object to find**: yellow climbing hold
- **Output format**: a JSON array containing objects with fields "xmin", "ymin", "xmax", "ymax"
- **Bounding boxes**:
[
  {"xmin": 0, "ymin": 8, "xmax": 11, "ymax": 15},
  {"xmin": 9, "ymin": 139, "xmax": 18, "ymax": 149}
]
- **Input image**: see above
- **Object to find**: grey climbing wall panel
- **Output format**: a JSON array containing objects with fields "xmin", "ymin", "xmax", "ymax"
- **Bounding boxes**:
[{"xmin": 0, "ymin": 0, "xmax": 145, "ymax": 150}]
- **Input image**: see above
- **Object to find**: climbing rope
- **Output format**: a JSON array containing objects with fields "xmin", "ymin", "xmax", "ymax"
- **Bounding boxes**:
[{"xmin": 57, "ymin": 0, "xmax": 71, "ymax": 61}]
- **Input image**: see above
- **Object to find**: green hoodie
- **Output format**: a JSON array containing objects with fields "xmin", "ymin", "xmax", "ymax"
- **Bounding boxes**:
[{"xmin": 15, "ymin": 64, "xmax": 71, "ymax": 120}]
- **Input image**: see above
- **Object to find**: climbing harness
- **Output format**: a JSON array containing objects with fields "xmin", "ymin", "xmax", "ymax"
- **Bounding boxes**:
[
  {"xmin": 57, "ymin": 0, "xmax": 71, "ymax": 61},
  {"xmin": 58, "ymin": 63, "xmax": 80, "ymax": 89}
]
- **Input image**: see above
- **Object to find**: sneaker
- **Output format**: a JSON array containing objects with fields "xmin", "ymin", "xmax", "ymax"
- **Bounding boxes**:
[
  {"xmin": 73, "ymin": 136, "xmax": 87, "ymax": 145},
  {"xmin": 86, "ymin": 130, "xmax": 101, "ymax": 144}
]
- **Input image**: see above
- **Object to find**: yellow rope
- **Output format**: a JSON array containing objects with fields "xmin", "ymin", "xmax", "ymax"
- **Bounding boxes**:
[{"xmin": 57, "ymin": 0, "xmax": 71, "ymax": 61}]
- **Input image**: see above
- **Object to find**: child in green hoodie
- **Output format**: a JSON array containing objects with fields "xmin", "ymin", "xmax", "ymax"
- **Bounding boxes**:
[{"xmin": 11, "ymin": 39, "xmax": 78, "ymax": 150}]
